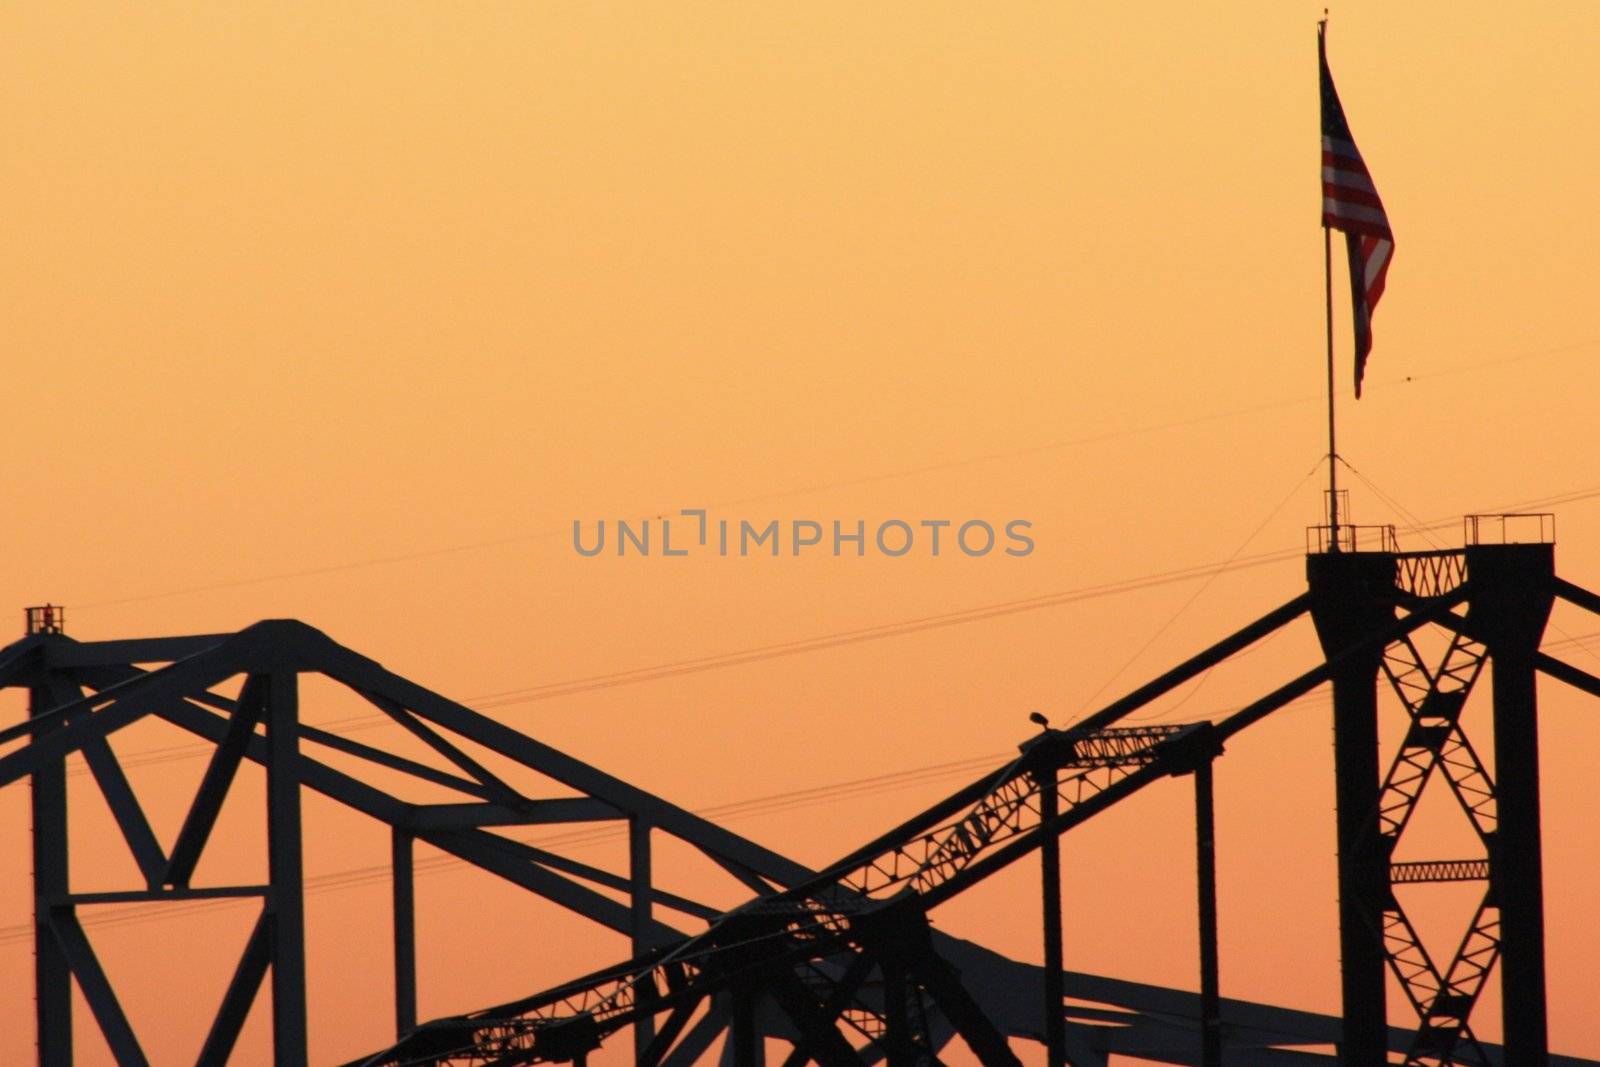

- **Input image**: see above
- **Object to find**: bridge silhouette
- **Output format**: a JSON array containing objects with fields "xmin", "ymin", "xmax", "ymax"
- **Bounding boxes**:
[{"xmin": 3, "ymin": 513, "xmax": 1598, "ymax": 1066}]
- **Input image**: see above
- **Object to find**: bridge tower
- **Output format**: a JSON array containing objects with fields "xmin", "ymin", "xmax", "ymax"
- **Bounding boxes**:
[{"xmin": 1308, "ymin": 510, "xmax": 1554, "ymax": 1066}]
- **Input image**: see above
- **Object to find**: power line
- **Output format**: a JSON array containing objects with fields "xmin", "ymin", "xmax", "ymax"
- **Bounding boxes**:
[
  {"xmin": 67, "ymin": 336, "xmax": 1595, "ymax": 615},
  {"xmin": 64, "ymin": 543, "xmax": 1312, "ymax": 781},
  {"xmin": 0, "ymin": 749, "xmax": 1016, "ymax": 945},
  {"xmin": 56, "ymin": 479, "xmax": 1600, "ymax": 780},
  {"xmin": 3, "ymin": 689, "xmax": 1352, "ymax": 947}
]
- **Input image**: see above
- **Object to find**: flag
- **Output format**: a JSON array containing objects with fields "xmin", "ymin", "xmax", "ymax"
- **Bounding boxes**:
[{"xmin": 1319, "ymin": 25, "xmax": 1393, "ymax": 398}]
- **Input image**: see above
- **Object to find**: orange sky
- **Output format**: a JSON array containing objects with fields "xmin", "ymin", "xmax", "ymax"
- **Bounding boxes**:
[{"xmin": 3, "ymin": 2, "xmax": 1599, "ymax": 1063}]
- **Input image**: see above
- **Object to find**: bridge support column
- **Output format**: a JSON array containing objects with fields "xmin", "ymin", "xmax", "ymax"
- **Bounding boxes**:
[
  {"xmin": 1308, "ymin": 549, "xmax": 1396, "ymax": 1067},
  {"xmin": 266, "ymin": 670, "xmax": 309, "ymax": 1067},
  {"xmin": 1039, "ymin": 766, "xmax": 1066, "ymax": 1067},
  {"xmin": 392, "ymin": 827, "xmax": 417, "ymax": 1038},
  {"xmin": 1195, "ymin": 759, "xmax": 1221, "ymax": 1067},
  {"xmin": 1466, "ymin": 542, "xmax": 1554, "ymax": 1066},
  {"xmin": 30, "ymin": 677, "xmax": 73, "ymax": 1067},
  {"xmin": 730, "ymin": 983, "xmax": 763, "ymax": 1067},
  {"xmin": 630, "ymin": 818, "xmax": 657, "ymax": 1063}
]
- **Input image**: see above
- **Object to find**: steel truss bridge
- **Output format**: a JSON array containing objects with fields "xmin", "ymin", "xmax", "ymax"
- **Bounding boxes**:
[{"xmin": 4, "ymin": 516, "xmax": 1600, "ymax": 1066}]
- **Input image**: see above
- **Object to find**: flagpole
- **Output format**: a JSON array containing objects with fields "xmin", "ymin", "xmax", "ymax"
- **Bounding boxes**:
[
  {"xmin": 1324, "ymin": 223, "xmax": 1339, "ymax": 550},
  {"xmin": 1320, "ymin": 16, "xmax": 1341, "ymax": 552}
]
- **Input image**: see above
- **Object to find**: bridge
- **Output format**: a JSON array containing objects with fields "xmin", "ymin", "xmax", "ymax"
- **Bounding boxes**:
[{"xmin": 3, "ymin": 514, "xmax": 1598, "ymax": 1065}]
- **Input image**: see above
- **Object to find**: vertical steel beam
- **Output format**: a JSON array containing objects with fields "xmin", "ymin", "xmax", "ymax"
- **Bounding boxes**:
[
  {"xmin": 729, "ymin": 985, "xmax": 763, "ymax": 1067},
  {"xmin": 1194, "ymin": 760, "xmax": 1221, "ymax": 1067},
  {"xmin": 30, "ymin": 679, "xmax": 72, "ymax": 1067},
  {"xmin": 1467, "ymin": 543, "xmax": 1554, "ymax": 1066},
  {"xmin": 631, "ymin": 818, "xmax": 657, "ymax": 1063},
  {"xmin": 1307, "ymin": 550, "xmax": 1395, "ymax": 1067},
  {"xmin": 881, "ymin": 959, "xmax": 914, "ymax": 1067},
  {"xmin": 265, "ymin": 670, "xmax": 310, "ymax": 1067},
  {"xmin": 392, "ymin": 826, "xmax": 417, "ymax": 1038},
  {"xmin": 1038, "ymin": 767, "xmax": 1066, "ymax": 1067}
]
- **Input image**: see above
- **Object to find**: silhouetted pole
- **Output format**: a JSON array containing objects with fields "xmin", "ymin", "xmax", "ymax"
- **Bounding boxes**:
[
  {"xmin": 1195, "ymin": 760, "xmax": 1221, "ymax": 1067},
  {"xmin": 1324, "ymin": 223, "xmax": 1340, "ymax": 548},
  {"xmin": 1039, "ymin": 766, "xmax": 1067, "ymax": 1067},
  {"xmin": 1318, "ymin": 17, "xmax": 1342, "ymax": 551}
]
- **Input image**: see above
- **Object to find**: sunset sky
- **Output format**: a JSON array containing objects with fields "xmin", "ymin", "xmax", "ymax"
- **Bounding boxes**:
[{"xmin": 3, "ymin": 2, "xmax": 1599, "ymax": 1063}]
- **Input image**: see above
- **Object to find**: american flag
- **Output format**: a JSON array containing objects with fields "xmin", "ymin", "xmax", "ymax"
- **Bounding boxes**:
[{"xmin": 1319, "ymin": 27, "xmax": 1393, "ymax": 398}]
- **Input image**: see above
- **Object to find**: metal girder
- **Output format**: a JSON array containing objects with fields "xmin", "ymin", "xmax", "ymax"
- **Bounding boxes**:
[
  {"xmin": 0, "ymin": 624, "xmax": 835, "ymax": 1066},
  {"xmin": 196, "ymin": 909, "xmax": 274, "ymax": 1067},
  {"xmin": 356, "ymin": 686, "xmax": 531, "ymax": 810},
  {"xmin": 265, "ymin": 669, "xmax": 310, "ymax": 1067},
  {"xmin": 1365, "ymin": 617, "xmax": 1499, "ymax": 1064},
  {"xmin": 80, "ymin": 733, "xmax": 168, "ymax": 887},
  {"xmin": 48, "ymin": 907, "xmax": 150, "ymax": 1066},
  {"xmin": 1356, "ymin": 551, "xmax": 1567, "ymax": 1066},
  {"xmin": 3, "ymin": 571, "xmax": 1591, "ymax": 1067},
  {"xmin": 30, "ymin": 678, "xmax": 72, "ymax": 1067},
  {"xmin": 1391, "ymin": 860, "xmax": 1490, "ymax": 885},
  {"xmin": 417, "ymin": 826, "xmax": 703, "ymax": 935},
  {"xmin": 637, "ymin": 995, "xmax": 702, "ymax": 1067},
  {"xmin": 40, "ymin": 634, "xmax": 235, "ymax": 669},
  {"xmin": 167, "ymin": 673, "xmax": 268, "ymax": 886},
  {"xmin": 912, "ymin": 953, "xmax": 1021, "ymax": 1067},
  {"xmin": 0, "ymin": 636, "xmax": 252, "ymax": 788},
  {"xmin": 662, "ymin": 1004, "xmax": 731, "ymax": 1067},
  {"xmin": 1535, "ymin": 652, "xmax": 1600, "ymax": 700},
  {"xmin": 349, "ymin": 591, "xmax": 1458, "ymax": 1067},
  {"xmin": 299, "ymin": 722, "xmax": 498, "ymax": 801},
  {"xmin": 765, "ymin": 969, "xmax": 872, "ymax": 1067},
  {"xmin": 407, "ymin": 799, "xmax": 623, "ymax": 830},
  {"xmin": 306, "ymin": 636, "xmax": 819, "ymax": 889}
]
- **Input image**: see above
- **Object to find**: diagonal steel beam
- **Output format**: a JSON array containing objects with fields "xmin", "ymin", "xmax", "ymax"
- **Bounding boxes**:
[
  {"xmin": 765, "ymin": 969, "xmax": 871, "ymax": 1067},
  {"xmin": 662, "ymin": 1004, "xmax": 732, "ymax": 1067},
  {"xmin": 1553, "ymin": 576, "xmax": 1600, "ymax": 617},
  {"xmin": 165, "ymin": 673, "xmax": 269, "ymax": 887},
  {"xmin": 419, "ymin": 827, "xmax": 686, "ymax": 942},
  {"xmin": 49, "ymin": 907, "xmax": 151, "ymax": 1067},
  {"xmin": 638, "ymin": 995, "xmax": 706, "ymax": 1067},
  {"xmin": 149, "ymin": 693, "xmax": 411, "ymax": 823},
  {"xmin": 307, "ymin": 636, "xmax": 817, "ymax": 887},
  {"xmin": 1535, "ymin": 652, "xmax": 1600, "ymax": 699},
  {"xmin": 195, "ymin": 908, "xmax": 274, "ymax": 1067},
  {"xmin": 82, "ymin": 734, "xmax": 170, "ymax": 887},
  {"xmin": 356, "ymin": 687, "xmax": 532, "ymax": 810},
  {"xmin": 913, "ymin": 953, "xmax": 1022, "ymax": 1067},
  {"xmin": 301, "ymin": 722, "xmax": 498, "ymax": 801},
  {"xmin": 0, "ymin": 634, "xmax": 257, "ymax": 788}
]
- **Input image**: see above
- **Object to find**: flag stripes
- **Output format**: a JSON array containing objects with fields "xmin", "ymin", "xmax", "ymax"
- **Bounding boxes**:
[{"xmin": 1319, "ymin": 26, "xmax": 1394, "ymax": 397}]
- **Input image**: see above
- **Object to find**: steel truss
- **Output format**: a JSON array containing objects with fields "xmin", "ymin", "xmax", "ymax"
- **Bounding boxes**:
[
  {"xmin": 5, "ymin": 535, "xmax": 1600, "ymax": 1066},
  {"xmin": 354, "ymin": 586, "xmax": 1476, "ymax": 1067},
  {"xmin": 1372, "ymin": 627, "xmax": 1498, "ymax": 1065},
  {"xmin": 0, "ymin": 615, "xmax": 1421, "ymax": 1067}
]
